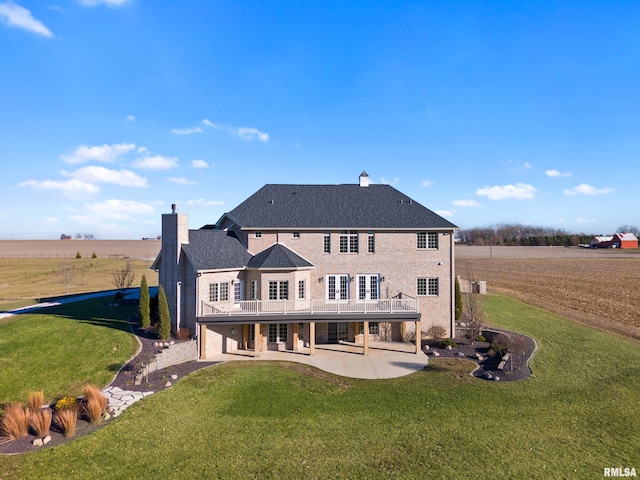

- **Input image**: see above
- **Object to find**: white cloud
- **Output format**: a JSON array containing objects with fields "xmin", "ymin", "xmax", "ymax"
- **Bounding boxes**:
[
  {"xmin": 45, "ymin": 217, "xmax": 59, "ymax": 224},
  {"xmin": 0, "ymin": 2, "xmax": 53, "ymax": 37},
  {"xmin": 18, "ymin": 178, "xmax": 100, "ymax": 199},
  {"xmin": 237, "ymin": 127, "xmax": 269, "ymax": 142},
  {"xmin": 125, "ymin": 115, "xmax": 135, "ymax": 123},
  {"xmin": 172, "ymin": 126, "xmax": 203, "ymax": 135},
  {"xmin": 61, "ymin": 143, "xmax": 137, "ymax": 164},
  {"xmin": 435, "ymin": 210, "xmax": 453, "ymax": 218},
  {"xmin": 421, "ymin": 180, "xmax": 433, "ymax": 187},
  {"xmin": 380, "ymin": 177, "xmax": 399, "ymax": 186},
  {"xmin": 202, "ymin": 119, "xmax": 269, "ymax": 142},
  {"xmin": 187, "ymin": 198, "xmax": 225, "ymax": 207},
  {"xmin": 476, "ymin": 183, "xmax": 536, "ymax": 200},
  {"xmin": 191, "ymin": 159, "xmax": 209, "ymax": 169},
  {"xmin": 63, "ymin": 166, "xmax": 148, "ymax": 187},
  {"xmin": 563, "ymin": 183, "xmax": 614, "ymax": 196},
  {"xmin": 168, "ymin": 177, "xmax": 199, "ymax": 185},
  {"xmin": 78, "ymin": 0, "xmax": 128, "ymax": 6},
  {"xmin": 131, "ymin": 155, "xmax": 178, "ymax": 170},
  {"xmin": 545, "ymin": 169, "xmax": 572, "ymax": 178},
  {"xmin": 452, "ymin": 199, "xmax": 481, "ymax": 207},
  {"xmin": 85, "ymin": 199, "xmax": 155, "ymax": 218},
  {"xmin": 576, "ymin": 218, "xmax": 597, "ymax": 224}
]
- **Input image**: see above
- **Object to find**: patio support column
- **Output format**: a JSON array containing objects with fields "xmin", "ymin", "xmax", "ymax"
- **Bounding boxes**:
[
  {"xmin": 242, "ymin": 324, "xmax": 249, "ymax": 350},
  {"xmin": 199, "ymin": 323, "xmax": 207, "ymax": 359},
  {"xmin": 254, "ymin": 323, "xmax": 261, "ymax": 358},
  {"xmin": 363, "ymin": 321, "xmax": 369, "ymax": 355},
  {"xmin": 292, "ymin": 322, "xmax": 299, "ymax": 352},
  {"xmin": 309, "ymin": 322, "xmax": 316, "ymax": 356},
  {"xmin": 415, "ymin": 320, "xmax": 421, "ymax": 354}
]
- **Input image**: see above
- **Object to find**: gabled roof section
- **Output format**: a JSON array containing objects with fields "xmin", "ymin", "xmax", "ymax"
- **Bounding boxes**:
[
  {"xmin": 182, "ymin": 229, "xmax": 252, "ymax": 271},
  {"xmin": 616, "ymin": 232, "xmax": 638, "ymax": 241},
  {"xmin": 248, "ymin": 243, "xmax": 314, "ymax": 269},
  {"xmin": 218, "ymin": 184, "xmax": 458, "ymax": 230}
]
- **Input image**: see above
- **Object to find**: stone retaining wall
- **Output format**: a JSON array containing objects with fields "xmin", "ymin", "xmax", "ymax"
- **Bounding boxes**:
[{"xmin": 154, "ymin": 340, "xmax": 198, "ymax": 370}]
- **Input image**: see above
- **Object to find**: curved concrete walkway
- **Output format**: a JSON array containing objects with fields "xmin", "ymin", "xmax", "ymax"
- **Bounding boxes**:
[{"xmin": 205, "ymin": 341, "xmax": 429, "ymax": 379}]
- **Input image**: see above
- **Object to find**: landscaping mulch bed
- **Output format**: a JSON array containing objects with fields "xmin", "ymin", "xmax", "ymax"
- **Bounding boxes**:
[
  {"xmin": 108, "ymin": 316, "xmax": 215, "ymax": 393},
  {"xmin": 425, "ymin": 328, "xmax": 537, "ymax": 381}
]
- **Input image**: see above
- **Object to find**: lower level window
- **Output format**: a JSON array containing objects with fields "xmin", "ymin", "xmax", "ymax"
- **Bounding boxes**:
[
  {"xmin": 359, "ymin": 322, "xmax": 379, "ymax": 334},
  {"xmin": 417, "ymin": 277, "xmax": 439, "ymax": 296},
  {"xmin": 268, "ymin": 323, "xmax": 288, "ymax": 343}
]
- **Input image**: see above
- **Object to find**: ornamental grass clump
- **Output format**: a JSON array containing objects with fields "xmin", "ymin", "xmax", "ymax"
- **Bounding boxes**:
[
  {"xmin": 0, "ymin": 403, "xmax": 30, "ymax": 441},
  {"xmin": 54, "ymin": 396, "xmax": 78, "ymax": 438},
  {"xmin": 27, "ymin": 391, "xmax": 45, "ymax": 412},
  {"xmin": 82, "ymin": 385, "xmax": 108, "ymax": 425},
  {"xmin": 30, "ymin": 407, "xmax": 52, "ymax": 438}
]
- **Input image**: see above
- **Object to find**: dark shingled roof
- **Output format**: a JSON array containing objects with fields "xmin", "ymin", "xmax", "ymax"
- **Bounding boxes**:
[
  {"xmin": 182, "ymin": 229, "xmax": 252, "ymax": 271},
  {"xmin": 247, "ymin": 243, "xmax": 314, "ymax": 269},
  {"xmin": 222, "ymin": 184, "xmax": 458, "ymax": 229}
]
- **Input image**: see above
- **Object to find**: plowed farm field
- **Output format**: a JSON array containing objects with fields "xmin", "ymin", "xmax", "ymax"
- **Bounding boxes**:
[{"xmin": 457, "ymin": 247, "xmax": 640, "ymax": 339}]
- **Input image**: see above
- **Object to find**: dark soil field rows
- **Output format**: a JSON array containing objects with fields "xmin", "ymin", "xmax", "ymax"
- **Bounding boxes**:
[
  {"xmin": 457, "ymin": 253, "xmax": 640, "ymax": 339},
  {"xmin": 0, "ymin": 240, "xmax": 160, "ymax": 260}
]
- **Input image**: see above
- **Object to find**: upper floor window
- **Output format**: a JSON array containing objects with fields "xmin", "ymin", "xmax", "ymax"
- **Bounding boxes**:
[
  {"xmin": 298, "ymin": 280, "xmax": 305, "ymax": 299},
  {"xmin": 250, "ymin": 280, "xmax": 257, "ymax": 300},
  {"xmin": 339, "ymin": 230, "xmax": 358, "ymax": 253},
  {"xmin": 417, "ymin": 277, "xmax": 439, "ymax": 296},
  {"xmin": 417, "ymin": 232, "xmax": 438, "ymax": 249},
  {"xmin": 367, "ymin": 232, "xmax": 375, "ymax": 254},
  {"xmin": 323, "ymin": 231, "xmax": 331, "ymax": 254},
  {"xmin": 209, "ymin": 282, "xmax": 229, "ymax": 302},
  {"xmin": 269, "ymin": 281, "xmax": 289, "ymax": 300}
]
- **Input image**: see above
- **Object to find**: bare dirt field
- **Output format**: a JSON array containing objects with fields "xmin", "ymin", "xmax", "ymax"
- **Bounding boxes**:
[
  {"xmin": 457, "ymin": 246, "xmax": 640, "ymax": 340},
  {"xmin": 0, "ymin": 240, "xmax": 161, "ymax": 260}
]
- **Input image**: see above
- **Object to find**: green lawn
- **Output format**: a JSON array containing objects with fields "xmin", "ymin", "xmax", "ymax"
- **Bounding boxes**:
[
  {"xmin": 0, "ymin": 298, "xmax": 139, "ymax": 406},
  {"xmin": 1, "ymin": 294, "xmax": 639, "ymax": 479}
]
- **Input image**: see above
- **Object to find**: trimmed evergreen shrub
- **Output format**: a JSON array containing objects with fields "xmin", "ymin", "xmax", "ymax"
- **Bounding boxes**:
[
  {"xmin": 454, "ymin": 276, "xmax": 462, "ymax": 321},
  {"xmin": 440, "ymin": 338, "xmax": 457, "ymax": 349},
  {"xmin": 156, "ymin": 285, "xmax": 171, "ymax": 340},
  {"xmin": 138, "ymin": 275, "xmax": 150, "ymax": 328}
]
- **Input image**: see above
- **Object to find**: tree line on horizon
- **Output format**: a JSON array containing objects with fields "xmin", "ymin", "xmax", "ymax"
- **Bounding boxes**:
[{"xmin": 457, "ymin": 223, "xmax": 639, "ymax": 247}]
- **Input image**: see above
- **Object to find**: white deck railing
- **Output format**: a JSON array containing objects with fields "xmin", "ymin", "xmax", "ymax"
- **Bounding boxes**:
[{"xmin": 200, "ymin": 298, "xmax": 418, "ymax": 317}]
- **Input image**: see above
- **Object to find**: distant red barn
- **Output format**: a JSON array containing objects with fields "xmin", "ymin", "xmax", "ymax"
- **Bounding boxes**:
[{"xmin": 612, "ymin": 232, "xmax": 638, "ymax": 249}]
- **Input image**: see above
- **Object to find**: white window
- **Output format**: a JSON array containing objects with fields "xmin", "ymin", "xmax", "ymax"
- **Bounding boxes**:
[
  {"xmin": 367, "ymin": 232, "xmax": 375, "ymax": 254},
  {"xmin": 298, "ymin": 280, "xmax": 305, "ymax": 299},
  {"xmin": 269, "ymin": 281, "xmax": 289, "ymax": 300},
  {"xmin": 417, "ymin": 277, "xmax": 439, "ymax": 296},
  {"xmin": 327, "ymin": 275, "xmax": 349, "ymax": 300},
  {"xmin": 339, "ymin": 231, "xmax": 358, "ymax": 253},
  {"xmin": 250, "ymin": 280, "xmax": 257, "ymax": 300},
  {"xmin": 323, "ymin": 231, "xmax": 331, "ymax": 254},
  {"xmin": 234, "ymin": 281, "xmax": 241, "ymax": 303},
  {"xmin": 417, "ymin": 232, "xmax": 438, "ymax": 249},
  {"xmin": 268, "ymin": 324, "xmax": 288, "ymax": 343},
  {"xmin": 209, "ymin": 282, "xmax": 229, "ymax": 302},
  {"xmin": 357, "ymin": 274, "xmax": 379, "ymax": 300}
]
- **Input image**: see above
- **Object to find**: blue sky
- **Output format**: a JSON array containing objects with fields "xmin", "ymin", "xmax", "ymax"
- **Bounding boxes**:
[{"xmin": 1, "ymin": 0, "xmax": 638, "ymax": 239}]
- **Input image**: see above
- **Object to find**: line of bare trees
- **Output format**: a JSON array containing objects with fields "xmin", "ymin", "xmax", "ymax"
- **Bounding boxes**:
[{"xmin": 458, "ymin": 223, "xmax": 639, "ymax": 247}]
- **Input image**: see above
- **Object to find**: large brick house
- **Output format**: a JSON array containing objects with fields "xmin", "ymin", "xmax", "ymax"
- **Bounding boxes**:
[{"xmin": 155, "ymin": 172, "xmax": 458, "ymax": 359}]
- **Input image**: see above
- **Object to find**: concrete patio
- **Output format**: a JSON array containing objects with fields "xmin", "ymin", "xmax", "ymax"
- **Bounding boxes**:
[{"xmin": 204, "ymin": 341, "xmax": 429, "ymax": 379}]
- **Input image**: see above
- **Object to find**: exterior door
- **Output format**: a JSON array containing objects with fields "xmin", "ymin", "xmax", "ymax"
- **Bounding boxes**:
[
  {"xmin": 357, "ymin": 274, "xmax": 379, "ymax": 301},
  {"xmin": 327, "ymin": 275, "xmax": 349, "ymax": 301},
  {"xmin": 328, "ymin": 322, "xmax": 349, "ymax": 343}
]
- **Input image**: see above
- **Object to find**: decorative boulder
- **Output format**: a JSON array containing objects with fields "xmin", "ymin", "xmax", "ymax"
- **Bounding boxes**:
[
  {"xmin": 485, "ymin": 372, "xmax": 493, "ymax": 380},
  {"xmin": 169, "ymin": 340, "xmax": 175, "ymax": 346},
  {"xmin": 432, "ymin": 351, "xmax": 440, "ymax": 357},
  {"xmin": 164, "ymin": 381, "xmax": 172, "ymax": 387},
  {"xmin": 494, "ymin": 376, "xmax": 500, "ymax": 381},
  {"xmin": 457, "ymin": 352, "xmax": 465, "ymax": 357},
  {"xmin": 43, "ymin": 435, "xmax": 51, "ymax": 444},
  {"xmin": 424, "ymin": 345, "xmax": 429, "ymax": 351},
  {"xmin": 170, "ymin": 374, "xmax": 178, "ymax": 380},
  {"xmin": 446, "ymin": 345, "xmax": 453, "ymax": 350},
  {"xmin": 475, "ymin": 353, "xmax": 484, "ymax": 361},
  {"xmin": 33, "ymin": 439, "xmax": 44, "ymax": 447}
]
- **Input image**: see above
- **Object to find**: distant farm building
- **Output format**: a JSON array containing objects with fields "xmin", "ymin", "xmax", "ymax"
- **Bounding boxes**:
[{"xmin": 589, "ymin": 233, "xmax": 638, "ymax": 249}]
